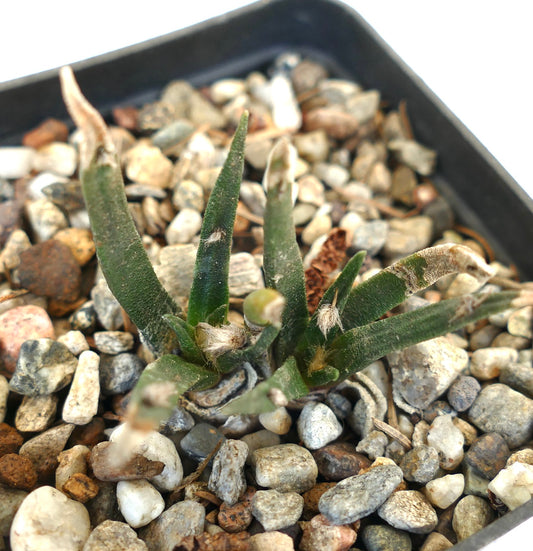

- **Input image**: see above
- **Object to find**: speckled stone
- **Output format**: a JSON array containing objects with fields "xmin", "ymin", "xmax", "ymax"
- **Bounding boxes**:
[
  {"xmin": 252, "ymin": 489, "xmax": 304, "ymax": 530},
  {"xmin": 140, "ymin": 500, "xmax": 205, "ymax": 549},
  {"xmin": 355, "ymin": 430, "xmax": 389, "ymax": 460},
  {"xmin": 91, "ymin": 280, "xmax": 124, "ymax": 331},
  {"xmin": 57, "ymin": 330, "xmax": 90, "ymax": 356},
  {"xmin": 389, "ymin": 337, "xmax": 468, "ymax": 411},
  {"xmin": 15, "ymin": 394, "xmax": 58, "ymax": 432},
  {"xmin": 400, "ymin": 445, "xmax": 440, "ymax": 484},
  {"xmin": 161, "ymin": 406, "xmax": 195, "ymax": 434},
  {"xmin": 468, "ymin": 383, "xmax": 533, "ymax": 447},
  {"xmin": 470, "ymin": 347, "xmax": 519, "ymax": 380},
  {"xmin": 382, "ymin": 215, "xmax": 433, "ymax": 257},
  {"xmin": 362, "ymin": 524, "xmax": 412, "ymax": 551},
  {"xmin": 297, "ymin": 402, "xmax": 343, "ymax": 450},
  {"xmin": 378, "ymin": 490, "xmax": 438, "ymax": 534},
  {"xmin": 252, "ymin": 444, "xmax": 318, "ymax": 493},
  {"xmin": 351, "ymin": 219, "xmax": 388, "ymax": 256},
  {"xmin": 99, "ymin": 353, "xmax": 145, "ymax": 395},
  {"xmin": 10, "ymin": 485, "xmax": 90, "ymax": 550},
  {"xmin": 69, "ymin": 301, "xmax": 97, "ymax": 333},
  {"xmin": 447, "ymin": 376, "xmax": 481, "ymax": 412},
  {"xmin": 0, "ymin": 305, "xmax": 55, "ymax": 375},
  {"xmin": 93, "ymin": 331, "xmax": 134, "ymax": 355},
  {"xmin": 208, "ymin": 439, "xmax": 248, "ymax": 506},
  {"xmin": 452, "ymin": 495, "xmax": 495, "ymax": 542},
  {"xmin": 9, "ymin": 339, "xmax": 78, "ymax": 396},
  {"xmin": 83, "ymin": 520, "xmax": 147, "ymax": 550},
  {"xmin": 125, "ymin": 143, "xmax": 173, "ymax": 188},
  {"xmin": 420, "ymin": 532, "xmax": 453, "ymax": 551},
  {"xmin": 319, "ymin": 464, "xmax": 403, "ymax": 524},
  {"xmin": 499, "ymin": 362, "xmax": 533, "ymax": 398},
  {"xmin": 53, "ymin": 228, "xmax": 95, "ymax": 266}
]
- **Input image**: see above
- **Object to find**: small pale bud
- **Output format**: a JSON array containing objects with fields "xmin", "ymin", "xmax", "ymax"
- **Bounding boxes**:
[
  {"xmin": 316, "ymin": 302, "xmax": 343, "ymax": 337},
  {"xmin": 243, "ymin": 288, "xmax": 286, "ymax": 330},
  {"xmin": 195, "ymin": 322, "xmax": 247, "ymax": 360}
]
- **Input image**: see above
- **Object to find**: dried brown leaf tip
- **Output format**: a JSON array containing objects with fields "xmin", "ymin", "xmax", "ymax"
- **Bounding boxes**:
[{"xmin": 305, "ymin": 228, "xmax": 347, "ymax": 314}]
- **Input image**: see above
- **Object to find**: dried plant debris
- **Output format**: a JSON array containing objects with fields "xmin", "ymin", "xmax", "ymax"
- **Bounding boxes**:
[{"xmin": 0, "ymin": 52, "xmax": 532, "ymax": 551}]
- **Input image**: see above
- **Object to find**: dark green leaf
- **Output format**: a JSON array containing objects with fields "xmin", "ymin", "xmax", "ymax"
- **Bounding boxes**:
[{"xmin": 163, "ymin": 314, "xmax": 204, "ymax": 364}]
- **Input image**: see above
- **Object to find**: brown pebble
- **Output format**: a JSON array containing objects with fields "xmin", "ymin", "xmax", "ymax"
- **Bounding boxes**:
[
  {"xmin": 0, "ymin": 423, "xmax": 24, "ymax": 457},
  {"xmin": 112, "ymin": 106, "xmax": 139, "ymax": 131},
  {"xmin": 175, "ymin": 531, "xmax": 250, "ymax": 551},
  {"xmin": 47, "ymin": 296, "xmax": 88, "ymax": 318},
  {"xmin": 19, "ymin": 423, "xmax": 75, "ymax": 482},
  {"xmin": 63, "ymin": 472, "xmax": 100, "ymax": 503},
  {"xmin": 0, "ymin": 305, "xmax": 55, "ymax": 374},
  {"xmin": 302, "ymin": 482, "xmax": 336, "ymax": 520},
  {"xmin": 313, "ymin": 442, "xmax": 371, "ymax": 481},
  {"xmin": 218, "ymin": 501, "xmax": 253, "ymax": 533},
  {"xmin": 53, "ymin": 228, "xmax": 96, "ymax": 266},
  {"xmin": 69, "ymin": 417, "xmax": 107, "ymax": 448},
  {"xmin": 0, "ymin": 200, "xmax": 24, "ymax": 248},
  {"xmin": 18, "ymin": 239, "xmax": 82, "ymax": 302},
  {"xmin": 0, "ymin": 453, "xmax": 38, "ymax": 490},
  {"xmin": 90, "ymin": 441, "xmax": 165, "ymax": 481},
  {"xmin": 303, "ymin": 107, "xmax": 359, "ymax": 140},
  {"xmin": 22, "ymin": 118, "xmax": 69, "ymax": 148}
]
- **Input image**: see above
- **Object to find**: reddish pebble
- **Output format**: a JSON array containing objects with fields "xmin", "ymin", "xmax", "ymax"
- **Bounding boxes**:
[
  {"xmin": 112, "ymin": 106, "xmax": 139, "ymax": 131},
  {"xmin": 299, "ymin": 514, "xmax": 357, "ymax": 551},
  {"xmin": 0, "ymin": 305, "xmax": 54, "ymax": 374},
  {"xmin": 18, "ymin": 239, "xmax": 81, "ymax": 302},
  {"xmin": 0, "ymin": 453, "xmax": 38, "ymax": 490},
  {"xmin": 0, "ymin": 423, "xmax": 24, "ymax": 457},
  {"xmin": 313, "ymin": 442, "xmax": 371, "ymax": 481},
  {"xmin": 302, "ymin": 482, "xmax": 336, "ymax": 520},
  {"xmin": 218, "ymin": 501, "xmax": 253, "ymax": 533},
  {"xmin": 22, "ymin": 118, "xmax": 69, "ymax": 149},
  {"xmin": 70, "ymin": 417, "xmax": 107, "ymax": 448}
]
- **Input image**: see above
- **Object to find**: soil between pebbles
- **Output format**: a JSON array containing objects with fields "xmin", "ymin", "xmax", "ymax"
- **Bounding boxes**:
[{"xmin": 1, "ymin": 53, "xmax": 533, "ymax": 551}]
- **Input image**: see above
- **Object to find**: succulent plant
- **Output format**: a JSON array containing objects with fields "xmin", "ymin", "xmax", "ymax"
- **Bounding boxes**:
[{"xmin": 60, "ymin": 66, "xmax": 533, "ymax": 428}]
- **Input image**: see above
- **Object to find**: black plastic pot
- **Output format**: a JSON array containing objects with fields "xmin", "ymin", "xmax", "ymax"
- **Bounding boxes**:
[{"xmin": 1, "ymin": 0, "xmax": 532, "ymax": 547}]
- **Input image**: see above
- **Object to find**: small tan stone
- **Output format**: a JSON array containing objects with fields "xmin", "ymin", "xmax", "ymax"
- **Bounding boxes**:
[
  {"xmin": 54, "ymin": 228, "xmax": 95, "ymax": 266},
  {"xmin": 125, "ymin": 143, "xmax": 173, "ymax": 188}
]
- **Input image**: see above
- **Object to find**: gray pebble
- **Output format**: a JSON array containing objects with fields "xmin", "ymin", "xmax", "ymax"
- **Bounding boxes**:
[
  {"xmin": 94, "ymin": 331, "xmax": 135, "ymax": 355},
  {"xmin": 252, "ymin": 443, "xmax": 317, "ymax": 493},
  {"xmin": 452, "ymin": 495, "xmax": 495, "ymax": 542},
  {"xmin": 124, "ymin": 183, "xmax": 167, "ymax": 200},
  {"xmin": 346, "ymin": 90, "xmax": 380, "ymax": 124},
  {"xmin": 378, "ymin": 490, "xmax": 438, "ymax": 534},
  {"xmin": 83, "ymin": 520, "xmax": 147, "ymax": 550},
  {"xmin": 470, "ymin": 347, "xmax": 518, "ymax": 380},
  {"xmin": 400, "ymin": 445, "xmax": 440, "ymax": 484},
  {"xmin": 154, "ymin": 244, "xmax": 196, "ymax": 300},
  {"xmin": 166, "ymin": 208, "xmax": 202, "ymax": 245},
  {"xmin": 208, "ymin": 439, "xmax": 248, "ymax": 505},
  {"xmin": 389, "ymin": 337, "xmax": 468, "ymax": 411},
  {"xmin": 468, "ymin": 383, "xmax": 533, "ymax": 447},
  {"xmin": 240, "ymin": 181, "xmax": 266, "ymax": 216},
  {"xmin": 15, "ymin": 394, "xmax": 58, "ymax": 432},
  {"xmin": 9, "ymin": 338, "xmax": 78, "ymax": 396},
  {"xmin": 499, "ymin": 362, "xmax": 533, "ymax": 398},
  {"xmin": 99, "ymin": 353, "xmax": 145, "ymax": 395},
  {"xmin": 351, "ymin": 220, "xmax": 389, "ymax": 256},
  {"xmin": 252, "ymin": 489, "xmax": 304, "ymax": 531},
  {"xmin": 161, "ymin": 406, "xmax": 195, "ymax": 433},
  {"xmin": 382, "ymin": 216, "xmax": 433, "ymax": 257},
  {"xmin": 491, "ymin": 332, "xmax": 530, "ymax": 350},
  {"xmin": 241, "ymin": 429, "xmax": 281, "ymax": 464},
  {"xmin": 356, "ymin": 430, "xmax": 388, "ymax": 460},
  {"xmin": 293, "ymin": 203, "xmax": 318, "ymax": 226},
  {"xmin": 293, "ymin": 130, "xmax": 330, "ymax": 163},
  {"xmin": 172, "ymin": 180, "xmax": 204, "ymax": 212},
  {"xmin": 180, "ymin": 422, "xmax": 226, "ymax": 462},
  {"xmin": 463, "ymin": 463, "xmax": 490, "ymax": 498},
  {"xmin": 325, "ymin": 392, "xmax": 352, "ymax": 420},
  {"xmin": 447, "ymin": 375, "xmax": 481, "ymax": 412},
  {"xmin": 313, "ymin": 162, "xmax": 350, "ymax": 189},
  {"xmin": 388, "ymin": 139, "xmax": 437, "ymax": 176},
  {"xmin": 297, "ymin": 402, "xmax": 342, "ymax": 450},
  {"xmin": 91, "ymin": 281, "xmax": 124, "ymax": 331},
  {"xmin": 152, "ymin": 119, "xmax": 195, "ymax": 151},
  {"xmin": 0, "ymin": 486, "xmax": 28, "ymax": 537},
  {"xmin": 362, "ymin": 524, "xmax": 412, "ymax": 551},
  {"xmin": 470, "ymin": 324, "xmax": 501, "ymax": 350},
  {"xmin": 140, "ymin": 500, "xmax": 204, "ymax": 550},
  {"xmin": 319, "ymin": 464, "xmax": 403, "ymax": 524},
  {"xmin": 228, "ymin": 252, "xmax": 264, "ymax": 296}
]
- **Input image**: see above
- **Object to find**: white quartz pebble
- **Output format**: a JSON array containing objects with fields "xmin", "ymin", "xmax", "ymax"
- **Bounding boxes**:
[
  {"xmin": 488, "ymin": 462, "xmax": 533, "ymax": 510},
  {"xmin": 427, "ymin": 415, "xmax": 464, "ymax": 470},
  {"xmin": 110, "ymin": 423, "xmax": 183, "ymax": 491},
  {"xmin": 62, "ymin": 350, "xmax": 100, "ymax": 425},
  {"xmin": 0, "ymin": 147, "xmax": 36, "ymax": 179},
  {"xmin": 116, "ymin": 480, "xmax": 165, "ymax": 528},
  {"xmin": 425, "ymin": 473, "xmax": 465, "ymax": 509},
  {"xmin": 297, "ymin": 402, "xmax": 342, "ymax": 450},
  {"xmin": 10, "ymin": 486, "xmax": 90, "ymax": 550}
]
